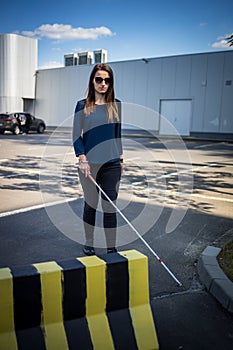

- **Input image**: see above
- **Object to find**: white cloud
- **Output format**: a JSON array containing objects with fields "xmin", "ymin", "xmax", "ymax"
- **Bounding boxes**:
[
  {"xmin": 212, "ymin": 34, "xmax": 233, "ymax": 49},
  {"xmin": 199, "ymin": 22, "xmax": 207, "ymax": 27},
  {"xmin": 22, "ymin": 23, "xmax": 114, "ymax": 40},
  {"xmin": 52, "ymin": 47, "xmax": 62, "ymax": 52},
  {"xmin": 39, "ymin": 61, "xmax": 63, "ymax": 70}
]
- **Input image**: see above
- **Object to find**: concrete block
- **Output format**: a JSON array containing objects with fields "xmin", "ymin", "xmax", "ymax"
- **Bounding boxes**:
[
  {"xmin": 228, "ymin": 298, "xmax": 233, "ymax": 313},
  {"xmin": 200, "ymin": 254, "xmax": 220, "ymax": 266},
  {"xmin": 201, "ymin": 246, "xmax": 221, "ymax": 257},
  {"xmin": 210, "ymin": 278, "xmax": 233, "ymax": 310},
  {"xmin": 197, "ymin": 257, "xmax": 225, "ymax": 290},
  {"xmin": 0, "ymin": 250, "xmax": 159, "ymax": 349}
]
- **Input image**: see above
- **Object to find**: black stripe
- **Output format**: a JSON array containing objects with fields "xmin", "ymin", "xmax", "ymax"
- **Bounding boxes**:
[
  {"xmin": 16, "ymin": 327, "xmax": 46, "ymax": 350},
  {"xmin": 100, "ymin": 253, "xmax": 129, "ymax": 312},
  {"xmin": 107, "ymin": 309, "xmax": 138, "ymax": 350},
  {"xmin": 64, "ymin": 318, "xmax": 93, "ymax": 350},
  {"xmin": 101, "ymin": 253, "xmax": 138, "ymax": 349},
  {"xmin": 57, "ymin": 259, "xmax": 86, "ymax": 320},
  {"xmin": 11, "ymin": 265, "xmax": 42, "ymax": 330}
]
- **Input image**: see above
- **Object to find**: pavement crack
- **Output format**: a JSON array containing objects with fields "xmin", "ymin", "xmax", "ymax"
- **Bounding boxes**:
[{"xmin": 152, "ymin": 274, "xmax": 205, "ymax": 300}]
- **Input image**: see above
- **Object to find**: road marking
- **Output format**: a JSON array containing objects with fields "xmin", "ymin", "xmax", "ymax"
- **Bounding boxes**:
[
  {"xmin": 125, "ymin": 157, "xmax": 141, "ymax": 161},
  {"xmin": 191, "ymin": 192, "xmax": 233, "ymax": 203},
  {"xmin": 156, "ymin": 189, "xmax": 233, "ymax": 203},
  {"xmin": 41, "ymin": 152, "xmax": 74, "ymax": 158},
  {"xmin": 193, "ymin": 141, "xmax": 231, "ymax": 149},
  {"xmin": 194, "ymin": 142, "xmax": 225, "ymax": 149},
  {"xmin": 0, "ymin": 165, "xmax": 77, "ymax": 179},
  {"xmin": 154, "ymin": 162, "xmax": 217, "ymax": 180},
  {"xmin": 0, "ymin": 161, "xmax": 223, "ymax": 180},
  {"xmin": 0, "ymin": 198, "xmax": 77, "ymax": 218},
  {"xmin": 0, "ymin": 156, "xmax": 136, "ymax": 179},
  {"xmin": 1, "ymin": 159, "xmax": 232, "ymax": 205}
]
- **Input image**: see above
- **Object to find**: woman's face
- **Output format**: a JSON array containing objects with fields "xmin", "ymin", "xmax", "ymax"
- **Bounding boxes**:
[{"xmin": 93, "ymin": 70, "xmax": 111, "ymax": 95}]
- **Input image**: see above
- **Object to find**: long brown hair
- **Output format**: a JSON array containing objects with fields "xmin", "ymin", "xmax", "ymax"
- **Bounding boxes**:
[{"xmin": 84, "ymin": 64, "xmax": 119, "ymax": 122}]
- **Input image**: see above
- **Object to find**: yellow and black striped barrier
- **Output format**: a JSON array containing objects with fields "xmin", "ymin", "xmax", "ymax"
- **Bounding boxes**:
[{"xmin": 0, "ymin": 250, "xmax": 159, "ymax": 349}]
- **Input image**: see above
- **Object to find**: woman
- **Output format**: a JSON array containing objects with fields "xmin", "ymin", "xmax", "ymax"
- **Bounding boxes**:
[{"xmin": 73, "ymin": 64, "xmax": 124, "ymax": 255}]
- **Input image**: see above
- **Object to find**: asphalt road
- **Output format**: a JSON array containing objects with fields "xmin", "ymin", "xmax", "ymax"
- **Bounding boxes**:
[{"xmin": 0, "ymin": 131, "xmax": 233, "ymax": 349}]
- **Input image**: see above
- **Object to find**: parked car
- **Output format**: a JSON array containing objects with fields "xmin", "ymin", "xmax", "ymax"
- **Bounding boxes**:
[
  {"xmin": 0, "ymin": 112, "xmax": 46, "ymax": 134},
  {"xmin": 0, "ymin": 113, "xmax": 21, "ymax": 135}
]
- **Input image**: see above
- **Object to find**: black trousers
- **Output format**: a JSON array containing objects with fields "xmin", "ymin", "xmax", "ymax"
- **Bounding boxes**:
[{"xmin": 79, "ymin": 161, "xmax": 121, "ymax": 248}]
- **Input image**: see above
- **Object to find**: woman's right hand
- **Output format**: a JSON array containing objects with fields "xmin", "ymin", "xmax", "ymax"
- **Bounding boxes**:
[
  {"xmin": 78, "ymin": 161, "xmax": 90, "ymax": 177},
  {"xmin": 77, "ymin": 155, "xmax": 91, "ymax": 177}
]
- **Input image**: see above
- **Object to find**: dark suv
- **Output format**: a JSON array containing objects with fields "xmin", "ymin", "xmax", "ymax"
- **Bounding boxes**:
[
  {"xmin": 0, "ymin": 113, "xmax": 21, "ymax": 135},
  {"xmin": 0, "ymin": 112, "xmax": 46, "ymax": 134}
]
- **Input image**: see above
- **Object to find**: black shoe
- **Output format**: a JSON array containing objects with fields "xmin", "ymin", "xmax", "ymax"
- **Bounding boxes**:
[
  {"xmin": 83, "ymin": 245, "xmax": 95, "ymax": 256},
  {"xmin": 107, "ymin": 247, "xmax": 117, "ymax": 254}
]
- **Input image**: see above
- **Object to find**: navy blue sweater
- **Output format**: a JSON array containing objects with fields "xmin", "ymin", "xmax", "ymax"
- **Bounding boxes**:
[{"xmin": 73, "ymin": 99, "xmax": 123, "ymax": 164}]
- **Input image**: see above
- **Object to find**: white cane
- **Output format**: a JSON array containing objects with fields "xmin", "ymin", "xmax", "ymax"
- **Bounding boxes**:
[{"xmin": 88, "ymin": 173, "xmax": 182, "ymax": 286}]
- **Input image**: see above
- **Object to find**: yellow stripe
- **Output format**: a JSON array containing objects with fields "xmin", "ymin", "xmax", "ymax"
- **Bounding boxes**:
[
  {"xmin": 33, "ymin": 261, "xmax": 69, "ymax": 350},
  {"xmin": 120, "ymin": 250, "xmax": 159, "ymax": 350},
  {"xmin": 0, "ymin": 268, "xmax": 18, "ymax": 350},
  {"xmin": 130, "ymin": 305, "xmax": 159, "ymax": 350},
  {"xmin": 120, "ymin": 250, "xmax": 150, "ymax": 306},
  {"xmin": 78, "ymin": 256, "xmax": 114, "ymax": 350}
]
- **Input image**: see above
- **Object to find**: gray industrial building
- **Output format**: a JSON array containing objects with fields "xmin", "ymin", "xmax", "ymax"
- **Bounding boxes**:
[
  {"xmin": 0, "ymin": 33, "xmax": 37, "ymax": 114},
  {"xmin": 1, "ymin": 33, "xmax": 233, "ymax": 138}
]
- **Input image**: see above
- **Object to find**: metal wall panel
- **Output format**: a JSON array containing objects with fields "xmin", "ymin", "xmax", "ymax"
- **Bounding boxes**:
[
  {"xmin": 145, "ymin": 59, "xmax": 162, "ymax": 112},
  {"xmin": 160, "ymin": 99, "xmax": 192, "ymax": 136},
  {"xmin": 174, "ymin": 56, "xmax": 192, "ymax": 97},
  {"xmin": 189, "ymin": 54, "xmax": 208, "ymax": 131},
  {"xmin": 160, "ymin": 57, "xmax": 177, "ymax": 97},
  {"xmin": 220, "ymin": 53, "xmax": 233, "ymax": 132},
  {"xmin": 203, "ymin": 52, "xmax": 225, "ymax": 132},
  {"xmin": 35, "ymin": 65, "xmax": 92, "ymax": 126},
  {"xmin": 115, "ymin": 61, "xmax": 137, "ymax": 103}
]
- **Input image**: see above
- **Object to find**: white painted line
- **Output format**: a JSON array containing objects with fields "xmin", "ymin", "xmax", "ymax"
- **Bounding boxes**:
[
  {"xmin": 191, "ymin": 193, "xmax": 233, "ymax": 203},
  {"xmin": 0, "ymin": 166, "xmax": 38, "ymax": 177},
  {"xmin": 0, "ymin": 198, "xmax": 77, "ymax": 218},
  {"xmin": 156, "ymin": 169, "xmax": 190, "ymax": 179},
  {"xmin": 152, "ymin": 189, "xmax": 233, "ymax": 203},
  {"xmin": 46, "ymin": 142, "xmax": 72, "ymax": 146},
  {"xmin": 29, "ymin": 152, "xmax": 74, "ymax": 158},
  {"xmin": 125, "ymin": 157, "xmax": 141, "ymax": 162},
  {"xmin": 0, "ymin": 165, "xmax": 77, "ymax": 179},
  {"xmin": 194, "ymin": 142, "xmax": 224, "ymax": 149},
  {"xmin": 120, "ymin": 185, "xmax": 233, "ymax": 204},
  {"xmin": 41, "ymin": 152, "xmax": 74, "ymax": 158}
]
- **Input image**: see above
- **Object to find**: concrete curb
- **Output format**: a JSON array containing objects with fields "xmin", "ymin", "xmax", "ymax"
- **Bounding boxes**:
[{"xmin": 197, "ymin": 246, "xmax": 233, "ymax": 313}]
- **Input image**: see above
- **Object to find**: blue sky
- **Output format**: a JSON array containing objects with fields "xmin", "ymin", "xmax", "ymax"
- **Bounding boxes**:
[{"xmin": 1, "ymin": 0, "xmax": 233, "ymax": 69}]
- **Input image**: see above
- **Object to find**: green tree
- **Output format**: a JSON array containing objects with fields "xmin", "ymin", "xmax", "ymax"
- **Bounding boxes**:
[{"xmin": 227, "ymin": 34, "xmax": 233, "ymax": 46}]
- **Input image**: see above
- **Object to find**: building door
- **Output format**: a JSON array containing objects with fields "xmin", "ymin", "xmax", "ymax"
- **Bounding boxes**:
[
  {"xmin": 23, "ymin": 98, "xmax": 34, "ymax": 113},
  {"xmin": 159, "ymin": 99, "xmax": 192, "ymax": 136}
]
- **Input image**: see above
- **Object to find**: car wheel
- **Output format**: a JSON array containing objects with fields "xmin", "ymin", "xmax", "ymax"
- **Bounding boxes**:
[
  {"xmin": 13, "ymin": 125, "xmax": 20, "ymax": 135},
  {"xmin": 37, "ymin": 124, "xmax": 45, "ymax": 134}
]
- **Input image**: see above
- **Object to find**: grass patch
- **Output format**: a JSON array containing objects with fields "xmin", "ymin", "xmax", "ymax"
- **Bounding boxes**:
[{"xmin": 217, "ymin": 240, "xmax": 233, "ymax": 283}]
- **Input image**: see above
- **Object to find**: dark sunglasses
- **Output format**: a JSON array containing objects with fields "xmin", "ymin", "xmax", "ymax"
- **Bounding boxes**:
[{"xmin": 94, "ymin": 77, "xmax": 111, "ymax": 84}]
